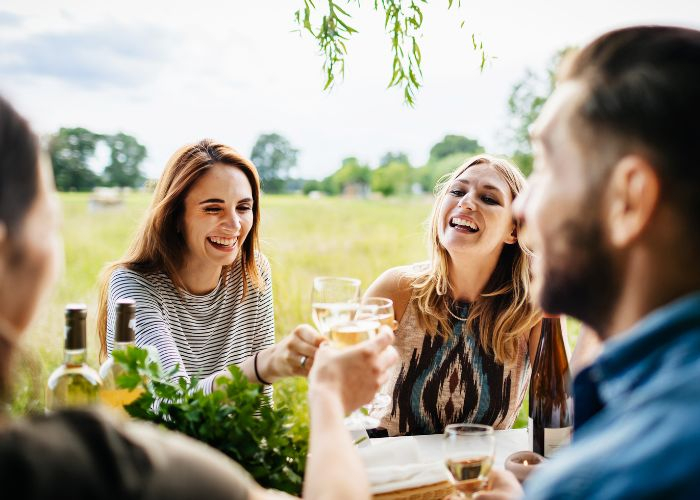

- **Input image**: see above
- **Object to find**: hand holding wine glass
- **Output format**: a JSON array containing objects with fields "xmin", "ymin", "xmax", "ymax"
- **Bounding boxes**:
[{"xmin": 308, "ymin": 327, "xmax": 398, "ymax": 414}]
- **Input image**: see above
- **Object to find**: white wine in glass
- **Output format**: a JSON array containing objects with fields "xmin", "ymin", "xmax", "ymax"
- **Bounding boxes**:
[
  {"xmin": 357, "ymin": 297, "xmax": 396, "ymax": 410},
  {"xmin": 311, "ymin": 277, "xmax": 361, "ymax": 335},
  {"xmin": 329, "ymin": 318, "xmax": 381, "ymax": 429},
  {"xmin": 329, "ymin": 319, "xmax": 380, "ymax": 349},
  {"xmin": 443, "ymin": 424, "xmax": 495, "ymax": 499}
]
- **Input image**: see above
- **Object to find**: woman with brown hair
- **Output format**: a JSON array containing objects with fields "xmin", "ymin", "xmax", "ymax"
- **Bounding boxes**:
[
  {"xmin": 96, "ymin": 141, "xmax": 322, "ymax": 394},
  {"xmin": 0, "ymin": 94, "xmax": 398, "ymax": 499},
  {"xmin": 367, "ymin": 155, "xmax": 542, "ymax": 436}
]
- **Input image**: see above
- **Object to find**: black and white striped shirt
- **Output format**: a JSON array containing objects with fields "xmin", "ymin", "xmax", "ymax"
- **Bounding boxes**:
[{"xmin": 106, "ymin": 254, "xmax": 275, "ymax": 395}]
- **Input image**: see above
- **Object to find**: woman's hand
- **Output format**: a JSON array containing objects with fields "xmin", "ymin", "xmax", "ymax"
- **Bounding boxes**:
[
  {"xmin": 308, "ymin": 327, "xmax": 398, "ymax": 414},
  {"xmin": 259, "ymin": 324, "xmax": 326, "ymax": 381}
]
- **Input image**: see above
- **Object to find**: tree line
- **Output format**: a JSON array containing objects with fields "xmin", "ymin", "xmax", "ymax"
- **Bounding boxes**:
[
  {"xmin": 49, "ymin": 128, "xmax": 147, "ymax": 191},
  {"xmin": 48, "ymin": 50, "xmax": 559, "ymax": 193}
]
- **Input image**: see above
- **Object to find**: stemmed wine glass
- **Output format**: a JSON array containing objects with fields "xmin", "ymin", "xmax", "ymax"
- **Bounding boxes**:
[
  {"xmin": 356, "ymin": 297, "xmax": 397, "ymax": 410},
  {"xmin": 311, "ymin": 277, "xmax": 380, "ymax": 429},
  {"xmin": 443, "ymin": 424, "xmax": 495, "ymax": 499},
  {"xmin": 310, "ymin": 277, "xmax": 361, "ymax": 336}
]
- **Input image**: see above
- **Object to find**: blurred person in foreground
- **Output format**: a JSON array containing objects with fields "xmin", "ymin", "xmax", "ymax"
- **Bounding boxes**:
[
  {"xmin": 0, "ymin": 96, "xmax": 398, "ymax": 499},
  {"xmin": 477, "ymin": 25, "xmax": 700, "ymax": 499}
]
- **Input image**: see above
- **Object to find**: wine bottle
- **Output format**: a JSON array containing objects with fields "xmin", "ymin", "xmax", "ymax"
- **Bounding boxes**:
[
  {"xmin": 46, "ymin": 304, "xmax": 102, "ymax": 412},
  {"xmin": 528, "ymin": 316, "xmax": 573, "ymax": 458},
  {"xmin": 99, "ymin": 299, "xmax": 143, "ymax": 413}
]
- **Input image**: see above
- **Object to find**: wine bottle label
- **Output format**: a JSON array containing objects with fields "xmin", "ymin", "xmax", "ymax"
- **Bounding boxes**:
[
  {"xmin": 544, "ymin": 426, "xmax": 571, "ymax": 457},
  {"xmin": 528, "ymin": 417, "xmax": 572, "ymax": 458}
]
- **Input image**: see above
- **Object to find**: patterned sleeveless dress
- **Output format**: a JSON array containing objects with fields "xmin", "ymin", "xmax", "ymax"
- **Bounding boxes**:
[{"xmin": 374, "ymin": 299, "xmax": 531, "ymax": 436}]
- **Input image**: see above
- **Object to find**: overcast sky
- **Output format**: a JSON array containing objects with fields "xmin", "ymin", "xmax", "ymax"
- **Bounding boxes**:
[{"xmin": 1, "ymin": 1, "xmax": 698, "ymax": 179}]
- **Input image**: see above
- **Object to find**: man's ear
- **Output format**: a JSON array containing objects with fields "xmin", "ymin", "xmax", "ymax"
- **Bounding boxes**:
[{"xmin": 606, "ymin": 155, "xmax": 660, "ymax": 248}]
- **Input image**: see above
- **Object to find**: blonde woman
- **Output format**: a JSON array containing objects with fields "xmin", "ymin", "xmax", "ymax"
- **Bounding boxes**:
[
  {"xmin": 96, "ymin": 140, "xmax": 323, "ymax": 395},
  {"xmin": 366, "ymin": 155, "xmax": 542, "ymax": 436}
]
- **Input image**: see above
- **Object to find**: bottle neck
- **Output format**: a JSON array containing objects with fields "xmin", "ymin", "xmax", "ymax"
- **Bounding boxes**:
[{"xmin": 63, "ymin": 348, "xmax": 87, "ymax": 366}]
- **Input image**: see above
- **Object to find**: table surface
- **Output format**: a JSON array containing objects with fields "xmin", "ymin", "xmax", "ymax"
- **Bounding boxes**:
[{"xmin": 369, "ymin": 428, "xmax": 528, "ymax": 467}]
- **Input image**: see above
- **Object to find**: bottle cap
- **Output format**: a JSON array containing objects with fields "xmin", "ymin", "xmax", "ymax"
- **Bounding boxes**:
[
  {"xmin": 115, "ymin": 299, "xmax": 136, "ymax": 343},
  {"xmin": 64, "ymin": 303, "xmax": 87, "ymax": 350}
]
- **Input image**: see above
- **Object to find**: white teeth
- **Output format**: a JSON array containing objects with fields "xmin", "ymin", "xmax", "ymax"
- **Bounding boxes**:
[
  {"xmin": 451, "ymin": 217, "xmax": 478, "ymax": 231},
  {"xmin": 209, "ymin": 236, "xmax": 235, "ymax": 247}
]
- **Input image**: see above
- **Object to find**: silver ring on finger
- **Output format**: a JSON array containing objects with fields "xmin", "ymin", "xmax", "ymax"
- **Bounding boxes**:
[{"xmin": 300, "ymin": 355, "xmax": 308, "ymax": 369}]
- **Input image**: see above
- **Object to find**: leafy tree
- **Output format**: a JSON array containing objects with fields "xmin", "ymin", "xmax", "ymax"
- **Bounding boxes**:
[
  {"xmin": 250, "ymin": 133, "xmax": 299, "ymax": 193},
  {"xmin": 379, "ymin": 151, "xmax": 410, "ymax": 168},
  {"xmin": 49, "ymin": 127, "xmax": 101, "ymax": 191},
  {"xmin": 302, "ymin": 179, "xmax": 324, "ymax": 195},
  {"xmin": 506, "ymin": 49, "xmax": 570, "ymax": 176},
  {"xmin": 370, "ymin": 160, "xmax": 413, "ymax": 196},
  {"xmin": 294, "ymin": 1, "xmax": 489, "ymax": 105},
  {"xmin": 329, "ymin": 157, "xmax": 371, "ymax": 194},
  {"xmin": 102, "ymin": 133, "xmax": 147, "ymax": 188},
  {"xmin": 416, "ymin": 152, "xmax": 469, "ymax": 193},
  {"xmin": 429, "ymin": 134, "xmax": 483, "ymax": 162}
]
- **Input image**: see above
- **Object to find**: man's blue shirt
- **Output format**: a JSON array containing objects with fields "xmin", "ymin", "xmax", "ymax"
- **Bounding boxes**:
[{"xmin": 525, "ymin": 292, "xmax": 700, "ymax": 499}]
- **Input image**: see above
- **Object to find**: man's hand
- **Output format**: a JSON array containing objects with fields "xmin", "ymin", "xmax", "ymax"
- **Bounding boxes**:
[
  {"xmin": 308, "ymin": 327, "xmax": 398, "ymax": 413},
  {"xmin": 473, "ymin": 469, "xmax": 524, "ymax": 500}
]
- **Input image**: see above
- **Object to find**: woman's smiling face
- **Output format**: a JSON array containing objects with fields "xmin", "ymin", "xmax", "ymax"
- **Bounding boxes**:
[
  {"xmin": 438, "ymin": 162, "xmax": 517, "ymax": 258},
  {"xmin": 180, "ymin": 163, "xmax": 254, "ymax": 274}
]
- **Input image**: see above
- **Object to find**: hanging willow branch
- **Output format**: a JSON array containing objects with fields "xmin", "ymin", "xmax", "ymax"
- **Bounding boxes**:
[{"xmin": 294, "ymin": 0, "xmax": 489, "ymax": 106}]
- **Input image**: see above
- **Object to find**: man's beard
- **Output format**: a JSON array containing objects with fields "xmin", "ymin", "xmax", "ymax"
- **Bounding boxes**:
[{"xmin": 538, "ymin": 216, "xmax": 621, "ymax": 337}]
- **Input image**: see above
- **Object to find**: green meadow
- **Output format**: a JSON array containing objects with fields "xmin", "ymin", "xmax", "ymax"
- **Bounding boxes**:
[{"xmin": 14, "ymin": 192, "xmax": 579, "ymax": 428}]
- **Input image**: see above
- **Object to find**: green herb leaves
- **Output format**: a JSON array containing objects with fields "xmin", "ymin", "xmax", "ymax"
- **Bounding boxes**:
[{"xmin": 112, "ymin": 346, "xmax": 309, "ymax": 495}]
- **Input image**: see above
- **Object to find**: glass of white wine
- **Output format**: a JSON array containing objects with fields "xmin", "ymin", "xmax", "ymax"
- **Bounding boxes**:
[
  {"xmin": 328, "ymin": 318, "xmax": 382, "ymax": 430},
  {"xmin": 356, "ymin": 297, "xmax": 396, "ymax": 410},
  {"xmin": 311, "ymin": 277, "xmax": 361, "ymax": 335},
  {"xmin": 443, "ymin": 424, "xmax": 495, "ymax": 499}
]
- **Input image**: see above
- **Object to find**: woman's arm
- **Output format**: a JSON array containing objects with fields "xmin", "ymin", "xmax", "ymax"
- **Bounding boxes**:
[
  {"xmin": 231, "ymin": 255, "xmax": 325, "ymax": 386},
  {"xmin": 364, "ymin": 265, "xmax": 414, "ymax": 324}
]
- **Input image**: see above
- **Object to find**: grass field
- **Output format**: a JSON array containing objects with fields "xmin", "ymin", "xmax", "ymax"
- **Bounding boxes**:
[
  {"xmin": 14, "ymin": 192, "xmax": 579, "ymax": 428},
  {"xmin": 14, "ymin": 192, "xmax": 434, "ymax": 414}
]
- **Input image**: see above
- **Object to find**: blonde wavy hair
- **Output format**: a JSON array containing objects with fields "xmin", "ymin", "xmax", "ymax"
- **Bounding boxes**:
[
  {"xmin": 96, "ymin": 139, "xmax": 263, "ymax": 361},
  {"xmin": 409, "ymin": 154, "xmax": 540, "ymax": 365}
]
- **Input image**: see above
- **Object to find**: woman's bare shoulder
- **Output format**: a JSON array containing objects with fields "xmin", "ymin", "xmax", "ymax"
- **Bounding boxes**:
[{"xmin": 365, "ymin": 263, "xmax": 426, "ymax": 323}]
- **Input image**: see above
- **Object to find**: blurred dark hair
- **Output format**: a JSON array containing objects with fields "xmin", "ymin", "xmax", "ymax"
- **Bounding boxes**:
[
  {"xmin": 560, "ymin": 26, "xmax": 700, "ymax": 240},
  {"xmin": 0, "ymin": 96, "xmax": 40, "ymax": 402}
]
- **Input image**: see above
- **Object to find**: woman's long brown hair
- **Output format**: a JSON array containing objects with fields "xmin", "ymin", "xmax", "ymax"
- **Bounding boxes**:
[{"xmin": 96, "ymin": 140, "xmax": 263, "ymax": 361}]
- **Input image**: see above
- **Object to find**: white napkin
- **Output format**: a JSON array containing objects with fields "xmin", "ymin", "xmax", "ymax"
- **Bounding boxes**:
[{"xmin": 359, "ymin": 438, "xmax": 451, "ymax": 494}]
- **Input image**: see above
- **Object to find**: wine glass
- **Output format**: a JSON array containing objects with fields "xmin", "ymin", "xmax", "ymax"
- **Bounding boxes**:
[
  {"xmin": 310, "ymin": 277, "xmax": 361, "ymax": 335},
  {"xmin": 328, "ymin": 317, "xmax": 382, "ymax": 430},
  {"xmin": 356, "ymin": 297, "xmax": 396, "ymax": 410},
  {"xmin": 443, "ymin": 424, "xmax": 495, "ymax": 499}
]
